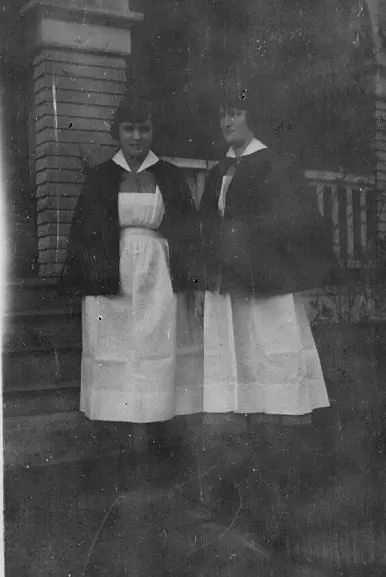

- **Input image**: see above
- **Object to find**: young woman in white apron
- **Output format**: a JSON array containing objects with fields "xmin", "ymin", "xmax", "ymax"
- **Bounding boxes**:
[
  {"xmin": 60, "ymin": 97, "xmax": 203, "ymax": 485},
  {"xmin": 198, "ymin": 86, "xmax": 336, "ymax": 548}
]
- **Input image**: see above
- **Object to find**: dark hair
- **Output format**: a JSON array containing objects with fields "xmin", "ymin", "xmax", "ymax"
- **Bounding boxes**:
[
  {"xmin": 217, "ymin": 83, "xmax": 283, "ymax": 148},
  {"xmin": 216, "ymin": 86, "xmax": 260, "ymax": 133},
  {"xmin": 110, "ymin": 98, "xmax": 152, "ymax": 141}
]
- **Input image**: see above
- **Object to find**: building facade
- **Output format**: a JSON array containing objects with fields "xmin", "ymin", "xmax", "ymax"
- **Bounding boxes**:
[
  {"xmin": 2, "ymin": 0, "xmax": 386, "ymax": 279},
  {"xmin": 3, "ymin": 0, "xmax": 386, "ymax": 468}
]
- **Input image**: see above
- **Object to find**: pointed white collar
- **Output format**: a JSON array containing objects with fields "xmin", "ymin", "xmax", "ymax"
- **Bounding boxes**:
[
  {"xmin": 226, "ymin": 137, "xmax": 267, "ymax": 159},
  {"xmin": 112, "ymin": 149, "xmax": 159, "ymax": 173}
]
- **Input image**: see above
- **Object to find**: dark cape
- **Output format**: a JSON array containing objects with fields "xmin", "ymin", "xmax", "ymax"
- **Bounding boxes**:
[
  {"xmin": 58, "ymin": 158, "xmax": 200, "ymax": 296},
  {"xmin": 198, "ymin": 148, "xmax": 341, "ymax": 296}
]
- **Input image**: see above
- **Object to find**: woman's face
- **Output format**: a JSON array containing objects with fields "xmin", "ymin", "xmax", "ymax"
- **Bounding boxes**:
[
  {"xmin": 118, "ymin": 116, "xmax": 153, "ymax": 160},
  {"xmin": 220, "ymin": 107, "xmax": 254, "ymax": 148}
]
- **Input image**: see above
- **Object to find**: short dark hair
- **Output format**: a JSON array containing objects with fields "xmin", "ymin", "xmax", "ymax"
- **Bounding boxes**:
[
  {"xmin": 217, "ymin": 86, "xmax": 259, "ymax": 134},
  {"xmin": 110, "ymin": 98, "xmax": 152, "ymax": 141},
  {"xmin": 213, "ymin": 75, "xmax": 281, "ymax": 148}
]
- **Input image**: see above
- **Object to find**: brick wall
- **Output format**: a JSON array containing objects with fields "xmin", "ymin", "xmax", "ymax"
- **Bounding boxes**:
[
  {"xmin": 21, "ymin": 0, "xmax": 386, "ymax": 275},
  {"xmin": 22, "ymin": 0, "xmax": 144, "ymax": 276},
  {"xmin": 33, "ymin": 50, "xmax": 127, "ymax": 276}
]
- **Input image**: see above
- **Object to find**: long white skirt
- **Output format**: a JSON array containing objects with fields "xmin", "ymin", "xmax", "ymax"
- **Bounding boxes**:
[
  {"xmin": 203, "ymin": 291, "xmax": 330, "ymax": 415},
  {"xmin": 80, "ymin": 229, "xmax": 203, "ymax": 423}
]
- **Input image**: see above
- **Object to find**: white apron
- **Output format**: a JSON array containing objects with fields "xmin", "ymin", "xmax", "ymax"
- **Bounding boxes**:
[
  {"xmin": 202, "ymin": 139, "xmax": 330, "ymax": 415},
  {"xmin": 203, "ymin": 291, "xmax": 330, "ymax": 414},
  {"xmin": 80, "ymin": 187, "xmax": 203, "ymax": 423}
]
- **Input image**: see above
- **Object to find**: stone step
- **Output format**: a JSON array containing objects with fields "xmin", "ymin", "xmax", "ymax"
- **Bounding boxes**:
[
  {"xmin": 4, "ymin": 316, "xmax": 81, "ymax": 354},
  {"xmin": 5, "ymin": 279, "xmax": 81, "ymax": 351},
  {"xmin": 3, "ymin": 381, "xmax": 80, "ymax": 418},
  {"xmin": 7, "ymin": 277, "xmax": 81, "ymax": 313},
  {"xmin": 5, "ymin": 278, "xmax": 81, "ymax": 340},
  {"xmin": 3, "ymin": 348, "xmax": 81, "ymax": 392},
  {"xmin": 4, "ymin": 279, "xmax": 82, "ymax": 416}
]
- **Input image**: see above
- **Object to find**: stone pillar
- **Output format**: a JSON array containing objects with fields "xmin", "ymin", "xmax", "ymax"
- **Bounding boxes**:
[{"xmin": 21, "ymin": 0, "xmax": 144, "ymax": 277}]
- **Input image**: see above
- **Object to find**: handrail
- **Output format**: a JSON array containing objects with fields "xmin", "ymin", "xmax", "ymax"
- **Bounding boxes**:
[
  {"xmin": 305, "ymin": 170, "xmax": 375, "ymax": 185},
  {"xmin": 164, "ymin": 157, "xmax": 376, "ymax": 186},
  {"xmin": 162, "ymin": 157, "xmax": 217, "ymax": 170}
]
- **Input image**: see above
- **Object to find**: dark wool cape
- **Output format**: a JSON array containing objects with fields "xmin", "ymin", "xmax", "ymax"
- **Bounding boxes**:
[
  {"xmin": 198, "ymin": 148, "xmax": 340, "ymax": 296},
  {"xmin": 59, "ymin": 159, "xmax": 200, "ymax": 296}
]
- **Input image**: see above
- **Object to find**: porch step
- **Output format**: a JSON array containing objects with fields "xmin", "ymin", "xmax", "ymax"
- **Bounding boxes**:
[
  {"xmin": 6, "ymin": 277, "xmax": 81, "ymax": 313},
  {"xmin": 3, "ymin": 381, "xmax": 80, "ymax": 418},
  {"xmin": 3, "ymin": 346, "xmax": 81, "ymax": 385},
  {"xmin": 5, "ymin": 279, "xmax": 81, "ymax": 352},
  {"xmin": 4, "ymin": 278, "xmax": 82, "ymax": 417},
  {"xmin": 4, "ymin": 306, "xmax": 81, "ymax": 354}
]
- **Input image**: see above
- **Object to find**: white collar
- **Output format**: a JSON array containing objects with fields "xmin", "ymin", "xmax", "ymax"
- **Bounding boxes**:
[
  {"xmin": 112, "ymin": 149, "xmax": 159, "ymax": 173},
  {"xmin": 226, "ymin": 137, "xmax": 267, "ymax": 158}
]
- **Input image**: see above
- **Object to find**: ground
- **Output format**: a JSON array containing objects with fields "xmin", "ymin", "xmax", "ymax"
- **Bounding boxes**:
[{"xmin": 4, "ymin": 324, "xmax": 386, "ymax": 576}]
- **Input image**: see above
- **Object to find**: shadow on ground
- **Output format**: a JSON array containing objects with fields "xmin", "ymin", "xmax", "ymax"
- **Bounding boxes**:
[{"xmin": 5, "ymin": 324, "xmax": 386, "ymax": 576}]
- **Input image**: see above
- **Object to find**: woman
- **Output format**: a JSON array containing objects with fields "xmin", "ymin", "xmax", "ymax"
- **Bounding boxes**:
[
  {"xmin": 199, "ymin": 89, "xmax": 333, "ymax": 418},
  {"xmin": 60, "ymin": 97, "xmax": 203, "ymax": 472},
  {"xmin": 198, "ymin": 88, "xmax": 337, "ymax": 545}
]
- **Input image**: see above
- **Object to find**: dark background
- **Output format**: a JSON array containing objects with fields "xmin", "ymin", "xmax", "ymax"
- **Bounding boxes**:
[
  {"xmin": 1, "ymin": 0, "xmax": 377, "ymax": 169},
  {"xmin": 135, "ymin": 0, "xmax": 376, "ymax": 170}
]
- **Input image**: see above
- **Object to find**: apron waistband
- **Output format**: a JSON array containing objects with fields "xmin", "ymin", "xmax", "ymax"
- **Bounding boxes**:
[{"xmin": 121, "ymin": 227, "xmax": 161, "ymax": 239}]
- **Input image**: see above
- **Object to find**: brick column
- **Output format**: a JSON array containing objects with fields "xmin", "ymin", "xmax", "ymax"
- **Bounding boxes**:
[
  {"xmin": 21, "ymin": 0, "xmax": 144, "ymax": 277},
  {"xmin": 365, "ymin": 0, "xmax": 386, "ymax": 244},
  {"xmin": 375, "ymin": 61, "xmax": 386, "ymax": 240}
]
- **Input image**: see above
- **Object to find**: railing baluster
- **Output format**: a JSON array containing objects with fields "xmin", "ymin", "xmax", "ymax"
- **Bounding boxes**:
[
  {"xmin": 359, "ymin": 188, "xmax": 367, "ymax": 262},
  {"xmin": 366, "ymin": 187, "xmax": 378, "ymax": 262},
  {"xmin": 316, "ymin": 182, "xmax": 324, "ymax": 216},
  {"xmin": 196, "ymin": 172, "xmax": 206, "ymax": 206},
  {"xmin": 346, "ymin": 186, "xmax": 354, "ymax": 263},
  {"xmin": 331, "ymin": 184, "xmax": 341, "ymax": 260}
]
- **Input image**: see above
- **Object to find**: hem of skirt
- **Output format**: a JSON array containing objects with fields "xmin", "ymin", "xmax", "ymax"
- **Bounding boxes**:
[
  {"xmin": 200, "ymin": 412, "xmax": 316, "ymax": 426},
  {"xmin": 199, "ymin": 408, "xmax": 328, "ymax": 413},
  {"xmin": 201, "ymin": 378, "xmax": 330, "ymax": 416},
  {"xmin": 80, "ymin": 406, "xmax": 203, "ymax": 423},
  {"xmin": 200, "ymin": 402, "xmax": 330, "ymax": 415},
  {"xmin": 80, "ymin": 410, "xmax": 175, "ymax": 423}
]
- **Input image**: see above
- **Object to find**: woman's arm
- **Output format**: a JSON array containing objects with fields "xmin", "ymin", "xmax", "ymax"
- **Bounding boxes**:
[
  {"xmin": 157, "ymin": 163, "xmax": 203, "ymax": 289},
  {"xmin": 259, "ymin": 158, "xmax": 325, "ymax": 241},
  {"xmin": 57, "ymin": 173, "xmax": 97, "ymax": 296},
  {"xmin": 197, "ymin": 166, "xmax": 224, "ymax": 289},
  {"xmin": 219, "ymin": 156, "xmax": 338, "ymax": 293}
]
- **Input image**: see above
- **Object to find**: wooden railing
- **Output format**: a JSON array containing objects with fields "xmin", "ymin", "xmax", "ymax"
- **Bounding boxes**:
[
  {"xmin": 306, "ymin": 170, "xmax": 377, "ymax": 268},
  {"xmin": 165, "ymin": 158, "xmax": 378, "ymax": 269},
  {"xmin": 164, "ymin": 157, "xmax": 216, "ymax": 205}
]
